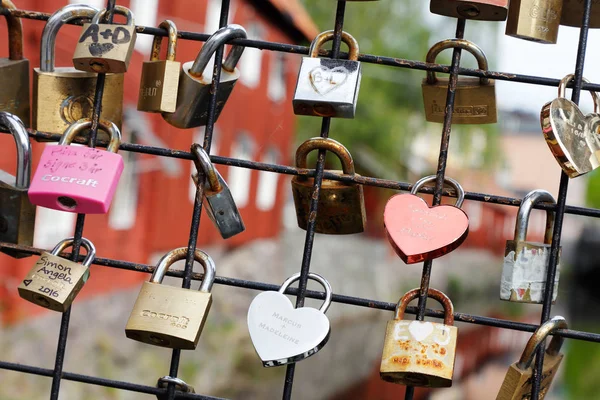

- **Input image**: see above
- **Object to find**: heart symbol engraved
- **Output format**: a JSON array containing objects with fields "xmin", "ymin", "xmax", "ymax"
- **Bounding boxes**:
[
  {"xmin": 309, "ymin": 66, "xmax": 350, "ymax": 95},
  {"xmin": 408, "ymin": 321, "xmax": 434, "ymax": 342},
  {"xmin": 383, "ymin": 194, "xmax": 469, "ymax": 264},
  {"xmin": 541, "ymin": 97, "xmax": 600, "ymax": 177},
  {"xmin": 89, "ymin": 42, "xmax": 114, "ymax": 57},
  {"xmin": 247, "ymin": 291, "xmax": 330, "ymax": 367}
]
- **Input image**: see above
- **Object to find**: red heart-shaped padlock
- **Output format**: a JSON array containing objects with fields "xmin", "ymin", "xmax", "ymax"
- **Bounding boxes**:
[{"xmin": 384, "ymin": 193, "xmax": 469, "ymax": 264}]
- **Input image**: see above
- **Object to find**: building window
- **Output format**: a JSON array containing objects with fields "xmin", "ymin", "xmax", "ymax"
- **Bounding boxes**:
[
  {"xmin": 130, "ymin": 0, "xmax": 158, "ymax": 56},
  {"xmin": 189, "ymin": 127, "xmax": 220, "ymax": 203},
  {"xmin": 256, "ymin": 148, "xmax": 280, "ymax": 211},
  {"xmin": 228, "ymin": 133, "xmax": 255, "ymax": 208},
  {"xmin": 268, "ymin": 52, "xmax": 287, "ymax": 102},
  {"xmin": 239, "ymin": 22, "xmax": 264, "ymax": 89}
]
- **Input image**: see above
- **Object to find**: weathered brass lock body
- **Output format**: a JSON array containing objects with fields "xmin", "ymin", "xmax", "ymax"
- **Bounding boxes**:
[
  {"xmin": 422, "ymin": 39, "xmax": 496, "ymax": 124},
  {"xmin": 0, "ymin": 0, "xmax": 30, "ymax": 127},
  {"xmin": 506, "ymin": 0, "xmax": 563, "ymax": 43},
  {"xmin": 430, "ymin": 0, "xmax": 508, "ymax": 20},
  {"xmin": 125, "ymin": 247, "xmax": 216, "ymax": 349},
  {"xmin": 291, "ymin": 137, "xmax": 366, "ymax": 234},
  {"xmin": 561, "ymin": 0, "xmax": 600, "ymax": 28}
]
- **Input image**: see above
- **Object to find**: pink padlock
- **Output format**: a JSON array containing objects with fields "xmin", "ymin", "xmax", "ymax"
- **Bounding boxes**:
[{"xmin": 28, "ymin": 118, "xmax": 124, "ymax": 214}]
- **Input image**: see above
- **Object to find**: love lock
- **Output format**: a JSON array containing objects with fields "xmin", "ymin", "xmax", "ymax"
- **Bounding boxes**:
[{"xmin": 541, "ymin": 73, "xmax": 600, "ymax": 178}]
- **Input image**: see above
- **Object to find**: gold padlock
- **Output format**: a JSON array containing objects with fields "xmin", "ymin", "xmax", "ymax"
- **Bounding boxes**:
[
  {"xmin": 291, "ymin": 137, "xmax": 366, "ymax": 234},
  {"xmin": 137, "ymin": 20, "xmax": 181, "ymax": 113},
  {"xmin": 496, "ymin": 316, "xmax": 568, "ymax": 400},
  {"xmin": 0, "ymin": 0, "xmax": 30, "ymax": 127},
  {"xmin": 125, "ymin": 247, "xmax": 216, "ymax": 349},
  {"xmin": 17, "ymin": 237, "xmax": 96, "ymax": 312},
  {"xmin": 33, "ymin": 4, "xmax": 124, "ymax": 136},
  {"xmin": 72, "ymin": 6, "xmax": 136, "ymax": 74},
  {"xmin": 380, "ymin": 288, "xmax": 458, "ymax": 388},
  {"xmin": 560, "ymin": 0, "xmax": 600, "ymax": 28},
  {"xmin": 422, "ymin": 38, "xmax": 497, "ymax": 124},
  {"xmin": 0, "ymin": 112, "xmax": 36, "ymax": 258},
  {"xmin": 506, "ymin": 0, "xmax": 562, "ymax": 43}
]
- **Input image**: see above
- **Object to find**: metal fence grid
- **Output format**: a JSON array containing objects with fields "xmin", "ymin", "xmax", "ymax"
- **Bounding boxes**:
[{"xmin": 0, "ymin": 0, "xmax": 598, "ymax": 399}]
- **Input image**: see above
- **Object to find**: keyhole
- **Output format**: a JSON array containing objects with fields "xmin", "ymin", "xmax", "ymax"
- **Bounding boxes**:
[
  {"xmin": 34, "ymin": 294, "xmax": 51, "ymax": 308},
  {"xmin": 90, "ymin": 60, "xmax": 107, "ymax": 73},
  {"xmin": 457, "ymin": 4, "xmax": 480, "ymax": 17},
  {"xmin": 57, "ymin": 196, "xmax": 78, "ymax": 210},
  {"xmin": 0, "ymin": 216, "xmax": 7, "ymax": 233},
  {"xmin": 149, "ymin": 334, "xmax": 169, "ymax": 346}
]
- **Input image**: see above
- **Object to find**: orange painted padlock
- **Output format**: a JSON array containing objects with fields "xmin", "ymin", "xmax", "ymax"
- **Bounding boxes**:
[
  {"xmin": 430, "ymin": 0, "xmax": 508, "ymax": 21},
  {"xmin": 380, "ymin": 288, "xmax": 457, "ymax": 388}
]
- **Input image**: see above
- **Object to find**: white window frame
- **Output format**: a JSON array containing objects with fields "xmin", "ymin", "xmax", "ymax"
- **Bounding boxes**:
[{"xmin": 256, "ymin": 148, "xmax": 280, "ymax": 211}]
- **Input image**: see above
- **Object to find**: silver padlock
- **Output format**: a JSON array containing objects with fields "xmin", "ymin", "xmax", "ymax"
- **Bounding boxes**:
[
  {"xmin": 293, "ymin": 30, "xmax": 362, "ymax": 119},
  {"xmin": 0, "ymin": 112, "xmax": 36, "ymax": 259},
  {"xmin": 501, "ymin": 189, "xmax": 560, "ymax": 304},
  {"xmin": 162, "ymin": 24, "xmax": 247, "ymax": 129},
  {"xmin": 156, "ymin": 376, "xmax": 195, "ymax": 400},
  {"xmin": 191, "ymin": 143, "xmax": 245, "ymax": 239}
]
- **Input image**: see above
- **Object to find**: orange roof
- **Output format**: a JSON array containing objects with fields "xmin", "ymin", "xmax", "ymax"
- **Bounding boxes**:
[{"xmin": 267, "ymin": 0, "xmax": 319, "ymax": 42}]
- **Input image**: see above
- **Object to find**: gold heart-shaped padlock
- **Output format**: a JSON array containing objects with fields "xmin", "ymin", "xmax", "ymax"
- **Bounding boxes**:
[{"xmin": 541, "ymin": 74, "xmax": 600, "ymax": 178}]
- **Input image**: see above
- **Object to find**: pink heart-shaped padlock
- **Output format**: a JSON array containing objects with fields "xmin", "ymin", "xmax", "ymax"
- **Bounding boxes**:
[{"xmin": 384, "ymin": 176, "xmax": 469, "ymax": 264}]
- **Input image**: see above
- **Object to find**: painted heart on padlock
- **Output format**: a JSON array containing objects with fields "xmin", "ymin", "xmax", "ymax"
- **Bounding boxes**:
[
  {"xmin": 408, "ymin": 321, "xmax": 434, "ymax": 342},
  {"xmin": 247, "ymin": 291, "xmax": 330, "ymax": 367},
  {"xmin": 309, "ymin": 66, "xmax": 350, "ymax": 95},
  {"xmin": 384, "ymin": 194, "xmax": 469, "ymax": 264},
  {"xmin": 89, "ymin": 42, "xmax": 114, "ymax": 57},
  {"xmin": 541, "ymin": 97, "xmax": 600, "ymax": 178}
]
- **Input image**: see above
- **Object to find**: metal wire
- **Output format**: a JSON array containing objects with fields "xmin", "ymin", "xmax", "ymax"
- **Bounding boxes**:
[{"xmin": 0, "ymin": 0, "xmax": 595, "ymax": 399}]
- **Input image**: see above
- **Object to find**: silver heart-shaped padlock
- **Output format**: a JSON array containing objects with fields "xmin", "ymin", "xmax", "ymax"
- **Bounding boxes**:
[
  {"xmin": 247, "ymin": 272, "xmax": 332, "ymax": 367},
  {"xmin": 541, "ymin": 74, "xmax": 600, "ymax": 178}
]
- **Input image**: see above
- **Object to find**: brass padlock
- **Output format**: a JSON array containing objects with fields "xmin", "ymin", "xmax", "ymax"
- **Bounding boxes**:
[
  {"xmin": 0, "ymin": 112, "xmax": 36, "ymax": 258},
  {"xmin": 430, "ymin": 0, "xmax": 508, "ymax": 20},
  {"xmin": 291, "ymin": 137, "xmax": 366, "ymax": 234},
  {"xmin": 191, "ymin": 143, "xmax": 245, "ymax": 239},
  {"xmin": 72, "ymin": 6, "xmax": 137, "ymax": 74},
  {"xmin": 137, "ymin": 20, "xmax": 181, "ymax": 113},
  {"xmin": 422, "ymin": 39, "xmax": 497, "ymax": 124},
  {"xmin": 33, "ymin": 4, "xmax": 124, "ymax": 135},
  {"xmin": 496, "ymin": 316, "xmax": 568, "ymax": 400},
  {"xmin": 506, "ymin": 0, "xmax": 562, "ymax": 43},
  {"xmin": 501, "ymin": 190, "xmax": 560, "ymax": 304},
  {"xmin": 162, "ymin": 24, "xmax": 247, "ymax": 129},
  {"xmin": 17, "ymin": 237, "xmax": 96, "ymax": 312},
  {"xmin": 561, "ymin": 0, "xmax": 600, "ymax": 28},
  {"xmin": 0, "ymin": 0, "xmax": 30, "ymax": 127},
  {"xmin": 125, "ymin": 247, "xmax": 216, "ymax": 349}
]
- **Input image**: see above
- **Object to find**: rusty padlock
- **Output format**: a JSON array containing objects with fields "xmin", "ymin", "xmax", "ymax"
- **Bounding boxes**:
[
  {"xmin": 380, "ymin": 288, "xmax": 457, "ymax": 387},
  {"xmin": 561, "ymin": 0, "xmax": 600, "ymax": 28},
  {"xmin": 430, "ymin": 0, "xmax": 508, "ymax": 20},
  {"xmin": 291, "ymin": 137, "xmax": 366, "ymax": 234}
]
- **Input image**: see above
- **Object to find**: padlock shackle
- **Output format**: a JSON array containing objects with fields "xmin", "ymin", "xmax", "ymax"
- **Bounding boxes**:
[
  {"xmin": 295, "ymin": 137, "xmax": 356, "ymax": 175},
  {"xmin": 40, "ymin": 4, "xmax": 98, "ymax": 72},
  {"xmin": 514, "ymin": 189, "xmax": 556, "ymax": 245},
  {"xmin": 278, "ymin": 272, "xmax": 333, "ymax": 313},
  {"xmin": 150, "ymin": 247, "xmax": 216, "ymax": 293},
  {"xmin": 394, "ymin": 288, "xmax": 454, "ymax": 326},
  {"xmin": 309, "ymin": 30, "xmax": 360, "ymax": 61},
  {"xmin": 189, "ymin": 24, "xmax": 247, "ymax": 77},
  {"xmin": 59, "ymin": 118, "xmax": 122, "ymax": 153},
  {"xmin": 1, "ymin": 0, "xmax": 24, "ymax": 60},
  {"xmin": 157, "ymin": 376, "xmax": 195, "ymax": 394},
  {"xmin": 0, "ymin": 112, "xmax": 31, "ymax": 189},
  {"xmin": 516, "ymin": 316, "xmax": 568, "ymax": 370},
  {"xmin": 190, "ymin": 143, "xmax": 222, "ymax": 193},
  {"xmin": 558, "ymin": 74, "xmax": 600, "ymax": 113},
  {"xmin": 91, "ymin": 5, "xmax": 134, "ymax": 25},
  {"xmin": 425, "ymin": 39, "xmax": 489, "ymax": 86},
  {"xmin": 410, "ymin": 175, "xmax": 465, "ymax": 208},
  {"xmin": 50, "ymin": 237, "xmax": 96, "ymax": 268},
  {"xmin": 151, "ymin": 20, "xmax": 178, "ymax": 62}
]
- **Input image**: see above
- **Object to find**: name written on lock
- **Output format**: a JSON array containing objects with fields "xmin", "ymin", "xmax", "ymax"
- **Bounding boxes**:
[
  {"xmin": 79, "ymin": 24, "xmax": 132, "ymax": 52},
  {"xmin": 257, "ymin": 312, "xmax": 303, "ymax": 345}
]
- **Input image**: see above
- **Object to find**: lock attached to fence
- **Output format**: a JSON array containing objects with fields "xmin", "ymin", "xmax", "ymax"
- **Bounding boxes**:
[
  {"xmin": 293, "ymin": 30, "xmax": 362, "ymax": 119},
  {"xmin": 191, "ymin": 143, "xmax": 245, "ymax": 239},
  {"xmin": 125, "ymin": 247, "xmax": 216, "ymax": 349},
  {"xmin": 501, "ymin": 190, "xmax": 560, "ymax": 304},
  {"xmin": 33, "ymin": 4, "xmax": 124, "ymax": 135},
  {"xmin": 162, "ymin": 24, "xmax": 247, "ymax": 129},
  {"xmin": 0, "ymin": 112, "xmax": 36, "ymax": 258},
  {"xmin": 28, "ymin": 118, "xmax": 124, "ymax": 214},
  {"xmin": 496, "ymin": 316, "xmax": 567, "ymax": 400},
  {"xmin": 560, "ymin": 0, "xmax": 600, "ymax": 28},
  {"xmin": 422, "ymin": 39, "xmax": 496, "ymax": 124},
  {"xmin": 73, "ymin": 6, "xmax": 136, "ymax": 74},
  {"xmin": 156, "ymin": 376, "xmax": 195, "ymax": 400},
  {"xmin": 430, "ymin": 0, "xmax": 508, "ymax": 20},
  {"xmin": 505, "ymin": 0, "xmax": 563, "ymax": 43},
  {"xmin": 18, "ymin": 237, "xmax": 96, "ymax": 312},
  {"xmin": 380, "ymin": 288, "xmax": 458, "ymax": 388},
  {"xmin": 291, "ymin": 137, "xmax": 366, "ymax": 234},
  {"xmin": 0, "ymin": 0, "xmax": 30, "ymax": 127},
  {"xmin": 137, "ymin": 20, "xmax": 181, "ymax": 113}
]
